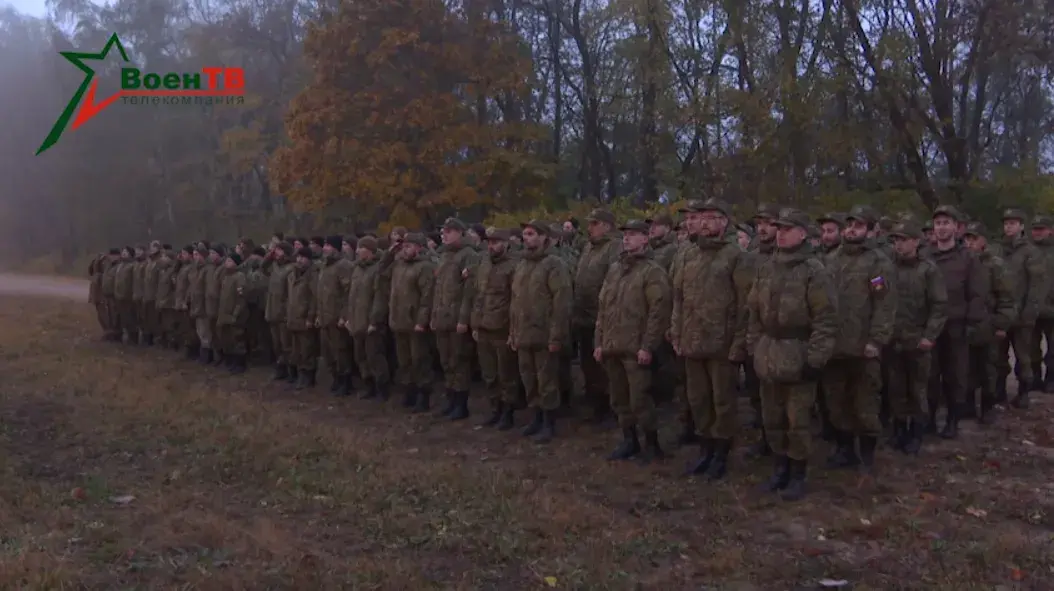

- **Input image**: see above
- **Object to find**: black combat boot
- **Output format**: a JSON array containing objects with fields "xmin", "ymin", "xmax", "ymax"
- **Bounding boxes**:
[
  {"xmin": 780, "ymin": 459, "xmax": 808, "ymax": 501},
  {"xmin": 825, "ymin": 431, "xmax": 860, "ymax": 469},
  {"xmin": 361, "ymin": 378, "xmax": 377, "ymax": 400},
  {"xmin": 272, "ymin": 364, "xmax": 288, "ymax": 381},
  {"xmin": 1011, "ymin": 390, "xmax": 1031, "ymax": 409},
  {"xmin": 902, "ymin": 419, "xmax": 922, "ymax": 455},
  {"xmin": 144, "ymin": 334, "xmax": 154, "ymax": 346},
  {"xmin": 522, "ymin": 409, "xmax": 544, "ymax": 437},
  {"xmin": 402, "ymin": 386, "xmax": 418, "ymax": 408},
  {"xmin": 229, "ymin": 354, "xmax": 246, "ymax": 374},
  {"xmin": 745, "ymin": 430, "xmax": 772, "ymax": 459},
  {"xmin": 887, "ymin": 420, "xmax": 907, "ymax": 451},
  {"xmin": 939, "ymin": 406, "xmax": 959, "ymax": 439},
  {"xmin": 285, "ymin": 365, "xmax": 298, "ymax": 385},
  {"xmin": 329, "ymin": 372, "xmax": 341, "ymax": 394},
  {"xmin": 438, "ymin": 389, "xmax": 457, "ymax": 417},
  {"xmin": 675, "ymin": 417, "xmax": 698, "ymax": 446},
  {"xmin": 375, "ymin": 381, "xmax": 390, "ymax": 401},
  {"xmin": 859, "ymin": 435, "xmax": 877, "ymax": 472},
  {"xmin": 496, "ymin": 405, "xmax": 516, "ymax": 431},
  {"xmin": 995, "ymin": 375, "xmax": 1009, "ymax": 404},
  {"xmin": 1045, "ymin": 374, "xmax": 1054, "ymax": 394},
  {"xmin": 925, "ymin": 406, "xmax": 938, "ymax": 435},
  {"xmin": 198, "ymin": 347, "xmax": 211, "ymax": 365},
  {"xmin": 448, "ymin": 391, "xmax": 470, "ymax": 420},
  {"xmin": 185, "ymin": 344, "xmax": 198, "ymax": 360},
  {"xmin": 608, "ymin": 427, "xmax": 641, "ymax": 461},
  {"xmin": 295, "ymin": 369, "xmax": 315, "ymax": 391},
  {"xmin": 533, "ymin": 411, "xmax": 555, "ymax": 444},
  {"xmin": 1030, "ymin": 375, "xmax": 1044, "ymax": 393},
  {"xmin": 979, "ymin": 395, "xmax": 997, "ymax": 425},
  {"xmin": 335, "ymin": 375, "xmax": 351, "ymax": 397},
  {"xmin": 480, "ymin": 401, "xmax": 503, "ymax": 427},
  {"xmin": 685, "ymin": 439, "xmax": 714, "ymax": 476},
  {"xmin": 412, "ymin": 386, "xmax": 432, "ymax": 413},
  {"xmin": 638, "ymin": 430, "xmax": 663, "ymax": 463},
  {"xmin": 706, "ymin": 439, "xmax": 731, "ymax": 480},
  {"xmin": 759, "ymin": 455, "xmax": 790, "ymax": 493}
]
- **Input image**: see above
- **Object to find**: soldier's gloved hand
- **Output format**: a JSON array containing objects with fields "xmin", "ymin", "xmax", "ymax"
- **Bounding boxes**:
[{"xmin": 800, "ymin": 363, "xmax": 823, "ymax": 382}]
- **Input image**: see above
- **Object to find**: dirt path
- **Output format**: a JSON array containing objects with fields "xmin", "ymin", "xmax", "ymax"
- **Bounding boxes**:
[{"xmin": 0, "ymin": 273, "xmax": 87, "ymax": 300}]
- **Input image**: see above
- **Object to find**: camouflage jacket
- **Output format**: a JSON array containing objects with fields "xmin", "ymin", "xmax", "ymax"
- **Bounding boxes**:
[
  {"xmin": 930, "ymin": 243, "xmax": 986, "ymax": 325},
  {"xmin": 344, "ymin": 257, "xmax": 381, "ymax": 335},
  {"xmin": 671, "ymin": 235, "xmax": 748, "ymax": 359},
  {"xmin": 316, "ymin": 254, "xmax": 353, "ymax": 326},
  {"xmin": 89, "ymin": 256, "xmax": 104, "ymax": 304},
  {"xmin": 747, "ymin": 243, "xmax": 838, "ymax": 381},
  {"xmin": 205, "ymin": 262, "xmax": 223, "ymax": 318},
  {"xmin": 115, "ymin": 260, "xmax": 135, "ymax": 300},
  {"xmin": 1002, "ymin": 235, "xmax": 1047, "ymax": 325},
  {"xmin": 890, "ymin": 252, "xmax": 947, "ymax": 350},
  {"xmin": 217, "ymin": 267, "xmax": 248, "ymax": 326},
  {"xmin": 595, "ymin": 249, "xmax": 671, "ymax": 356},
  {"xmin": 388, "ymin": 252, "xmax": 436, "ymax": 332},
  {"xmin": 155, "ymin": 259, "xmax": 177, "ymax": 309},
  {"xmin": 101, "ymin": 258, "xmax": 118, "ymax": 298},
  {"xmin": 470, "ymin": 248, "xmax": 519, "ymax": 333},
  {"xmin": 142, "ymin": 254, "xmax": 161, "ymax": 302},
  {"xmin": 573, "ymin": 232, "xmax": 622, "ymax": 328},
  {"xmin": 974, "ymin": 247, "xmax": 1017, "ymax": 342},
  {"xmin": 243, "ymin": 258, "xmax": 269, "ymax": 309},
  {"xmin": 649, "ymin": 233, "xmax": 678, "ymax": 272},
  {"xmin": 430, "ymin": 242, "xmax": 480, "ymax": 331},
  {"xmin": 264, "ymin": 260, "xmax": 293, "ymax": 323},
  {"xmin": 174, "ymin": 259, "xmax": 192, "ymax": 310},
  {"xmin": 825, "ymin": 240, "xmax": 897, "ymax": 357},
  {"xmin": 285, "ymin": 263, "xmax": 318, "ymax": 331},
  {"xmin": 510, "ymin": 245, "xmax": 572, "ymax": 349},
  {"xmin": 187, "ymin": 261, "xmax": 210, "ymax": 318},
  {"xmin": 131, "ymin": 258, "xmax": 146, "ymax": 301}
]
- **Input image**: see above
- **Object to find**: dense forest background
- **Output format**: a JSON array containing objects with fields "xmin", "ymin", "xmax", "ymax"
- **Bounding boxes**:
[{"xmin": 0, "ymin": 0, "xmax": 1052, "ymax": 271}]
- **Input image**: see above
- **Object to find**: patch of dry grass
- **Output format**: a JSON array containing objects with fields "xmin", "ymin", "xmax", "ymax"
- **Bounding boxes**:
[{"xmin": 1, "ymin": 296, "xmax": 1053, "ymax": 589}]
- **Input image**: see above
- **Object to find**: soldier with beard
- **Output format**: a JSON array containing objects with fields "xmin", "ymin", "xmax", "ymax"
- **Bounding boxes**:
[
  {"xmin": 389, "ymin": 233, "xmax": 437, "ymax": 411},
  {"xmin": 154, "ymin": 246, "xmax": 179, "ymax": 348},
  {"xmin": 646, "ymin": 213, "xmax": 678, "ymax": 271},
  {"xmin": 995, "ymin": 209, "xmax": 1046, "ymax": 407},
  {"xmin": 318, "ymin": 236, "xmax": 354, "ymax": 396},
  {"xmin": 816, "ymin": 213, "xmax": 845, "ymax": 262},
  {"xmin": 265, "ymin": 243, "xmax": 295, "ymax": 381},
  {"xmin": 346, "ymin": 236, "xmax": 390, "ymax": 400},
  {"xmin": 742, "ymin": 204, "xmax": 780, "ymax": 457},
  {"xmin": 471, "ymin": 228, "xmax": 521, "ymax": 428},
  {"xmin": 287, "ymin": 247, "xmax": 320, "ymax": 390}
]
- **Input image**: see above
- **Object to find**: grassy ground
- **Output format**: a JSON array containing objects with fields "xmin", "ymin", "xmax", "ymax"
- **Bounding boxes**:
[{"xmin": 1, "ymin": 296, "xmax": 1052, "ymax": 589}]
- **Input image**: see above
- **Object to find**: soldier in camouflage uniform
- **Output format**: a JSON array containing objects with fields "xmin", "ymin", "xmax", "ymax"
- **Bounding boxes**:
[
  {"xmin": 287, "ymin": 247, "xmax": 320, "ymax": 390},
  {"xmin": 317, "ymin": 236, "xmax": 354, "ymax": 395},
  {"xmin": 1029, "ymin": 215, "xmax": 1054, "ymax": 393},
  {"xmin": 114, "ymin": 246, "xmax": 137, "ymax": 343},
  {"xmin": 389, "ymin": 233, "xmax": 437, "ymax": 411},
  {"xmin": 188, "ymin": 246, "xmax": 213, "ymax": 362},
  {"xmin": 887, "ymin": 221, "xmax": 947, "ymax": 453},
  {"xmin": 100, "ymin": 249, "xmax": 121, "ymax": 341},
  {"xmin": 509, "ymin": 220, "xmax": 573, "ymax": 443},
  {"xmin": 205, "ymin": 244, "xmax": 226, "ymax": 365},
  {"xmin": 174, "ymin": 246, "xmax": 197, "ymax": 357},
  {"xmin": 88, "ymin": 253, "xmax": 105, "ymax": 333},
  {"xmin": 646, "ymin": 213, "xmax": 678, "ymax": 271},
  {"xmin": 574, "ymin": 209, "xmax": 623, "ymax": 423},
  {"xmin": 430, "ymin": 218, "xmax": 481, "ymax": 420},
  {"xmin": 742, "ymin": 203, "xmax": 781, "ymax": 457},
  {"xmin": 963, "ymin": 222, "xmax": 1017, "ymax": 422},
  {"xmin": 344, "ymin": 236, "xmax": 390, "ymax": 400},
  {"xmin": 154, "ymin": 246, "xmax": 178, "ymax": 348},
  {"xmin": 735, "ymin": 223, "xmax": 753, "ymax": 250},
  {"xmin": 671, "ymin": 200, "xmax": 748, "ymax": 479},
  {"xmin": 748, "ymin": 209, "xmax": 837, "ymax": 501},
  {"xmin": 141, "ymin": 241, "xmax": 162, "ymax": 346},
  {"xmin": 243, "ymin": 247, "xmax": 271, "ymax": 365},
  {"xmin": 996, "ymin": 209, "xmax": 1046, "ymax": 407},
  {"xmin": 816, "ymin": 213, "xmax": 844, "ymax": 262},
  {"xmin": 130, "ymin": 245, "xmax": 147, "ymax": 344},
  {"xmin": 595, "ymin": 220, "xmax": 671, "ymax": 463},
  {"xmin": 822, "ymin": 204, "xmax": 897, "ymax": 472},
  {"xmin": 265, "ymin": 243, "xmax": 295, "ymax": 381},
  {"xmin": 216, "ymin": 252, "xmax": 249, "ymax": 373},
  {"xmin": 471, "ymin": 228, "xmax": 521, "ymax": 428}
]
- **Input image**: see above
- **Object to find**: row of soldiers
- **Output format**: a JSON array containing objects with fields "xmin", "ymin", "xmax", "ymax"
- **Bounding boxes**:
[{"xmin": 86, "ymin": 201, "xmax": 1052, "ymax": 501}]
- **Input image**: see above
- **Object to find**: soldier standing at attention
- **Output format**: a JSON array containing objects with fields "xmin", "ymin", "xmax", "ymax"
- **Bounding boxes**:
[
  {"xmin": 217, "ymin": 252, "xmax": 249, "ymax": 373},
  {"xmin": 471, "ymin": 228, "xmax": 521, "ymax": 428},
  {"xmin": 822, "ymin": 205, "xmax": 897, "ymax": 473},
  {"xmin": 130, "ymin": 245, "xmax": 147, "ymax": 344},
  {"xmin": 1029, "ymin": 215, "xmax": 1054, "ymax": 393},
  {"xmin": 174, "ymin": 246, "xmax": 196, "ymax": 357},
  {"xmin": 188, "ymin": 247, "xmax": 213, "ymax": 362},
  {"xmin": 595, "ymin": 219, "xmax": 672, "ymax": 463},
  {"xmin": 142, "ymin": 241, "xmax": 162, "ymax": 346},
  {"xmin": 963, "ymin": 222, "xmax": 1016, "ymax": 421},
  {"xmin": 115, "ymin": 247, "xmax": 137, "ymax": 344},
  {"xmin": 646, "ymin": 213, "xmax": 678, "ymax": 271},
  {"xmin": 317, "ymin": 236, "xmax": 354, "ymax": 396},
  {"xmin": 345, "ymin": 236, "xmax": 390, "ymax": 400},
  {"xmin": 431, "ymin": 218, "xmax": 481, "ymax": 420},
  {"xmin": 101, "ymin": 249, "xmax": 121, "ymax": 341},
  {"xmin": 886, "ymin": 221, "xmax": 947, "ymax": 453},
  {"xmin": 816, "ymin": 213, "xmax": 844, "ymax": 262},
  {"xmin": 747, "ymin": 209, "xmax": 837, "ymax": 501},
  {"xmin": 927, "ymin": 206, "xmax": 985, "ymax": 438},
  {"xmin": 573, "ymin": 208, "xmax": 623, "ymax": 424},
  {"xmin": 509, "ymin": 220, "xmax": 573, "ymax": 443},
  {"xmin": 670, "ymin": 200, "xmax": 747, "ymax": 479},
  {"xmin": 743, "ymin": 204, "xmax": 781, "ymax": 457},
  {"xmin": 205, "ymin": 245, "xmax": 226, "ymax": 365},
  {"xmin": 154, "ymin": 246, "xmax": 178, "ymax": 348},
  {"xmin": 265, "ymin": 243, "xmax": 295, "ymax": 382},
  {"xmin": 287, "ymin": 247, "xmax": 320, "ymax": 390},
  {"xmin": 996, "ymin": 209, "xmax": 1046, "ymax": 407},
  {"xmin": 389, "ymin": 233, "xmax": 437, "ymax": 412},
  {"xmin": 88, "ymin": 254, "xmax": 105, "ymax": 334}
]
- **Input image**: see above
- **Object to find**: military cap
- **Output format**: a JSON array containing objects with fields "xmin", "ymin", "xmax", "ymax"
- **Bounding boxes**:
[
  {"xmin": 678, "ymin": 199, "xmax": 706, "ymax": 213},
  {"xmin": 390, "ymin": 226, "xmax": 408, "ymax": 238},
  {"xmin": 878, "ymin": 216, "xmax": 895, "ymax": 231},
  {"xmin": 889, "ymin": 221, "xmax": 924, "ymax": 239},
  {"xmin": 1002, "ymin": 208, "xmax": 1028, "ymax": 221},
  {"xmin": 275, "ymin": 241, "xmax": 293, "ymax": 255},
  {"xmin": 754, "ymin": 203, "xmax": 780, "ymax": 220},
  {"xmin": 735, "ymin": 222, "xmax": 755, "ymax": 237},
  {"xmin": 817, "ymin": 212, "xmax": 846, "ymax": 226},
  {"xmin": 932, "ymin": 204, "xmax": 964, "ymax": 221},
  {"xmin": 310, "ymin": 236, "xmax": 325, "ymax": 247},
  {"xmin": 325, "ymin": 235, "xmax": 342, "ymax": 250},
  {"xmin": 922, "ymin": 220, "xmax": 933, "ymax": 231},
  {"xmin": 619, "ymin": 219, "xmax": 650, "ymax": 233},
  {"xmin": 963, "ymin": 221, "xmax": 987, "ymax": 237},
  {"xmin": 227, "ymin": 252, "xmax": 243, "ymax": 266},
  {"xmin": 807, "ymin": 224, "xmax": 821, "ymax": 239},
  {"xmin": 358, "ymin": 236, "xmax": 378, "ymax": 251},
  {"xmin": 586, "ymin": 208, "xmax": 616, "ymax": 225},
  {"xmin": 484, "ymin": 227, "xmax": 512, "ymax": 241},
  {"xmin": 443, "ymin": 217, "xmax": 467, "ymax": 232},
  {"xmin": 772, "ymin": 208, "xmax": 812, "ymax": 230},
  {"xmin": 294, "ymin": 246, "xmax": 312, "ymax": 259},
  {"xmin": 521, "ymin": 219, "xmax": 550, "ymax": 236},
  {"xmin": 403, "ymin": 232, "xmax": 428, "ymax": 246},
  {"xmin": 846, "ymin": 204, "xmax": 877, "ymax": 224},
  {"xmin": 342, "ymin": 234, "xmax": 357, "ymax": 245},
  {"xmin": 646, "ymin": 212, "xmax": 674, "ymax": 226},
  {"xmin": 1031, "ymin": 214, "xmax": 1053, "ymax": 229},
  {"xmin": 548, "ymin": 223, "xmax": 566, "ymax": 238}
]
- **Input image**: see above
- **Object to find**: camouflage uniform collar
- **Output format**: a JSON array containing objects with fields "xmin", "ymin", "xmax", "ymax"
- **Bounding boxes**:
[
  {"xmin": 356, "ymin": 256, "xmax": 377, "ymax": 267},
  {"xmin": 842, "ymin": 237, "xmax": 871, "ymax": 254},
  {"xmin": 589, "ymin": 231, "xmax": 617, "ymax": 246},
  {"xmin": 443, "ymin": 241, "xmax": 468, "ymax": 253},
  {"xmin": 775, "ymin": 242, "xmax": 810, "ymax": 262},
  {"xmin": 620, "ymin": 247, "xmax": 651, "ymax": 262},
  {"xmin": 691, "ymin": 233, "xmax": 731, "ymax": 250}
]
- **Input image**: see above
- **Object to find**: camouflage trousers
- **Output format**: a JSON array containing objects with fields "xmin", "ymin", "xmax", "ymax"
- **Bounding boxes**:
[
  {"xmin": 884, "ymin": 348, "xmax": 930, "ymax": 422},
  {"xmin": 821, "ymin": 357, "xmax": 882, "ymax": 437},
  {"xmin": 320, "ymin": 324, "xmax": 351, "ymax": 375},
  {"xmin": 574, "ymin": 327, "xmax": 608, "ymax": 412},
  {"xmin": 94, "ymin": 301, "xmax": 109, "ymax": 333},
  {"xmin": 760, "ymin": 379, "xmax": 816, "ymax": 461},
  {"xmin": 604, "ymin": 354, "xmax": 656, "ymax": 431},
  {"xmin": 217, "ymin": 322, "xmax": 247, "ymax": 356},
  {"xmin": 518, "ymin": 346, "xmax": 560, "ymax": 411},
  {"xmin": 435, "ymin": 330, "xmax": 473, "ymax": 392},
  {"xmin": 289, "ymin": 328, "xmax": 319, "ymax": 371},
  {"xmin": 352, "ymin": 329, "xmax": 390, "ymax": 385},
  {"xmin": 269, "ymin": 322, "xmax": 293, "ymax": 365},
  {"xmin": 156, "ymin": 308, "xmax": 179, "ymax": 345},
  {"xmin": 141, "ymin": 301, "xmax": 158, "ymax": 338},
  {"xmin": 476, "ymin": 330, "xmax": 519, "ymax": 405},
  {"xmin": 194, "ymin": 316, "xmax": 214, "ymax": 349},
  {"xmin": 928, "ymin": 322, "xmax": 969, "ymax": 412},
  {"xmin": 180, "ymin": 310, "xmax": 198, "ymax": 349},
  {"xmin": 116, "ymin": 298, "xmax": 138, "ymax": 339},
  {"xmin": 103, "ymin": 297, "xmax": 120, "ymax": 337},
  {"xmin": 1030, "ymin": 319, "xmax": 1054, "ymax": 381},
  {"xmin": 967, "ymin": 344, "xmax": 996, "ymax": 411},
  {"xmin": 684, "ymin": 358, "xmax": 739, "ymax": 440},
  {"xmin": 246, "ymin": 308, "xmax": 271, "ymax": 363},
  {"xmin": 996, "ymin": 326, "xmax": 1034, "ymax": 386},
  {"xmin": 394, "ymin": 331, "xmax": 433, "ymax": 388}
]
